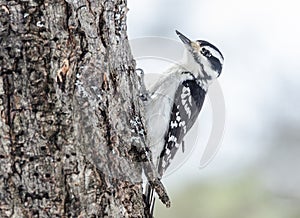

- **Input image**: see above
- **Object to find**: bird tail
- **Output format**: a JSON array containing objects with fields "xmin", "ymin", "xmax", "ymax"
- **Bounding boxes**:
[{"xmin": 145, "ymin": 182, "xmax": 156, "ymax": 217}]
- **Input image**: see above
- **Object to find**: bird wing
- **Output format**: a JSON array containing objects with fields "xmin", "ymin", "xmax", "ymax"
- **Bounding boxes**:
[{"xmin": 157, "ymin": 79, "xmax": 206, "ymax": 176}]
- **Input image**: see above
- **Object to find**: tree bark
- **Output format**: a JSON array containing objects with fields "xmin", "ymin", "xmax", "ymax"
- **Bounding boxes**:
[{"xmin": 0, "ymin": 0, "xmax": 149, "ymax": 217}]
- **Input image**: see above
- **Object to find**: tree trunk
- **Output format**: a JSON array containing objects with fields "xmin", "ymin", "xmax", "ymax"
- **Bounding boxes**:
[{"xmin": 0, "ymin": 0, "xmax": 150, "ymax": 217}]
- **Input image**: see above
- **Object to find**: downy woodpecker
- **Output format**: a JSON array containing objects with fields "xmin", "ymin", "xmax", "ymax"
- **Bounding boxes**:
[{"xmin": 143, "ymin": 30, "xmax": 224, "ymax": 212}]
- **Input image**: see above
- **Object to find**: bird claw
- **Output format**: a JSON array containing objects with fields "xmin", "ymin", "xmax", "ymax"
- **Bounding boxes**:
[{"xmin": 136, "ymin": 68, "xmax": 150, "ymax": 101}]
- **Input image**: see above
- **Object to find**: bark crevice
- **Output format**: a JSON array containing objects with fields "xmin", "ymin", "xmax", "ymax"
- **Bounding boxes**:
[{"xmin": 0, "ymin": 0, "xmax": 150, "ymax": 217}]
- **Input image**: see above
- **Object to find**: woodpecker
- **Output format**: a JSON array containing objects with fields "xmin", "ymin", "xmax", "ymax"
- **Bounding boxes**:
[{"xmin": 142, "ymin": 30, "xmax": 224, "ymax": 213}]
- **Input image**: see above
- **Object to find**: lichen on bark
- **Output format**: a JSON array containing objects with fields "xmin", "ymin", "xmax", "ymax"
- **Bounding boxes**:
[{"xmin": 0, "ymin": 0, "xmax": 150, "ymax": 217}]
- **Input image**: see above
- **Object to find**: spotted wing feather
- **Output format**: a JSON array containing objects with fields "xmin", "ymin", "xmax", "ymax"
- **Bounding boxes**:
[{"xmin": 158, "ymin": 79, "xmax": 206, "ymax": 176}]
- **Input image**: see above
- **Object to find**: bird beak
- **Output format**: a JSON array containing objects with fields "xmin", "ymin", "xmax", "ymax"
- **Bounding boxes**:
[
  {"xmin": 176, "ymin": 30, "xmax": 191, "ymax": 45},
  {"xmin": 176, "ymin": 30, "xmax": 200, "ymax": 52}
]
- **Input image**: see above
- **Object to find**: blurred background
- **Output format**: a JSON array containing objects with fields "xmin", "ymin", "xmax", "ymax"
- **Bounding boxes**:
[{"xmin": 127, "ymin": 0, "xmax": 300, "ymax": 217}]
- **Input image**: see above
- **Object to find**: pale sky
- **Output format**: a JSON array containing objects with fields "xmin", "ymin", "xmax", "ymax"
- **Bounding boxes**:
[{"xmin": 127, "ymin": 0, "xmax": 300, "ymax": 185}]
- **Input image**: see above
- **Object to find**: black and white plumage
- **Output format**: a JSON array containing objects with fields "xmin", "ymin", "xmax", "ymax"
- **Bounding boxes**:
[
  {"xmin": 143, "ymin": 30, "xmax": 224, "ymax": 213},
  {"xmin": 157, "ymin": 76, "xmax": 206, "ymax": 175}
]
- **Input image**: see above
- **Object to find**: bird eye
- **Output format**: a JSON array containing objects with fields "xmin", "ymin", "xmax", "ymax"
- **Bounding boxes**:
[{"xmin": 201, "ymin": 48, "xmax": 211, "ymax": 57}]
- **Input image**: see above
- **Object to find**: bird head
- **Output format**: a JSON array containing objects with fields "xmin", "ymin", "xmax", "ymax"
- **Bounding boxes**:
[{"xmin": 176, "ymin": 30, "xmax": 224, "ymax": 80}]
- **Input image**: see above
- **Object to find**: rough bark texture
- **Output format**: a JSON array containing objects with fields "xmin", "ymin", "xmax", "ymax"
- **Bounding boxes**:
[{"xmin": 0, "ymin": 0, "xmax": 150, "ymax": 217}]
